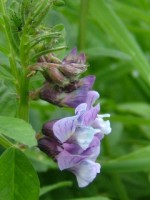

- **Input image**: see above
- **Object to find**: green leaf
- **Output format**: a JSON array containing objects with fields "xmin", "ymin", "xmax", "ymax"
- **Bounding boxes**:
[
  {"xmin": 0, "ymin": 81, "xmax": 17, "ymax": 116},
  {"xmin": 0, "ymin": 147, "xmax": 40, "ymax": 200},
  {"xmin": 102, "ymin": 146, "xmax": 150, "ymax": 173},
  {"xmin": 40, "ymin": 181, "xmax": 72, "ymax": 197},
  {"xmin": 90, "ymin": 0, "xmax": 150, "ymax": 85},
  {"xmin": 85, "ymin": 47, "xmax": 131, "ymax": 60},
  {"xmin": 0, "ymin": 66, "xmax": 14, "ymax": 81},
  {"xmin": 0, "ymin": 116, "xmax": 37, "ymax": 147},
  {"xmin": 113, "ymin": 1, "xmax": 150, "ymax": 23},
  {"xmin": 0, "ymin": 45, "xmax": 9, "ymax": 56},
  {"xmin": 111, "ymin": 115, "xmax": 150, "ymax": 125},
  {"xmin": 117, "ymin": 102, "xmax": 150, "ymax": 118}
]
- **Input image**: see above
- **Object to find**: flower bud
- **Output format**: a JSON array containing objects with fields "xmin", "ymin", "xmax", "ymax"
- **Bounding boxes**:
[
  {"xmin": 59, "ymin": 48, "xmax": 87, "ymax": 80},
  {"xmin": 28, "ymin": 48, "xmax": 88, "ymax": 86},
  {"xmin": 38, "ymin": 136, "xmax": 60, "ymax": 159},
  {"xmin": 42, "ymin": 119, "xmax": 58, "ymax": 137}
]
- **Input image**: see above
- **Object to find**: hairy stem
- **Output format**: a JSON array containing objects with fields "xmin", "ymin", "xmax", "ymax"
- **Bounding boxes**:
[
  {"xmin": 18, "ymin": 30, "xmax": 30, "ymax": 122},
  {"xmin": 18, "ymin": 74, "xmax": 29, "ymax": 121}
]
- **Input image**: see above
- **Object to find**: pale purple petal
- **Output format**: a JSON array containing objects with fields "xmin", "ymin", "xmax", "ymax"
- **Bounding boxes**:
[
  {"xmin": 63, "ymin": 136, "xmax": 100, "ymax": 161},
  {"xmin": 62, "ymin": 143, "xmax": 84, "ymax": 155},
  {"xmin": 57, "ymin": 150, "xmax": 86, "ymax": 170},
  {"xmin": 70, "ymin": 159, "xmax": 100, "ymax": 188},
  {"xmin": 92, "ymin": 114, "xmax": 111, "ymax": 135},
  {"xmin": 62, "ymin": 84, "xmax": 89, "ymax": 108},
  {"xmin": 86, "ymin": 91, "xmax": 100, "ymax": 110},
  {"xmin": 75, "ymin": 103, "xmax": 87, "ymax": 115},
  {"xmin": 80, "ymin": 75, "xmax": 96, "ymax": 90},
  {"xmin": 71, "ymin": 126, "xmax": 100, "ymax": 150},
  {"xmin": 82, "ymin": 136, "xmax": 100, "ymax": 161},
  {"xmin": 53, "ymin": 116, "xmax": 77, "ymax": 143},
  {"xmin": 81, "ymin": 104, "xmax": 100, "ymax": 126},
  {"xmin": 70, "ymin": 47, "xmax": 78, "ymax": 55}
]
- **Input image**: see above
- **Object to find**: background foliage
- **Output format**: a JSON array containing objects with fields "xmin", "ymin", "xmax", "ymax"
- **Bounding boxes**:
[{"xmin": 0, "ymin": 0, "xmax": 150, "ymax": 200}]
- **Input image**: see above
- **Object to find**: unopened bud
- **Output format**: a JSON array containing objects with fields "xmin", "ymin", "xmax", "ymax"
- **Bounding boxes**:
[
  {"xmin": 38, "ymin": 136, "xmax": 60, "ymax": 159},
  {"xmin": 28, "ymin": 48, "xmax": 88, "ymax": 86}
]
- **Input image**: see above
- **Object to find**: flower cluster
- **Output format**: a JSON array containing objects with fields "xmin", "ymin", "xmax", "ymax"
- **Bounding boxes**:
[
  {"xmin": 36, "ymin": 48, "xmax": 111, "ymax": 187},
  {"xmin": 29, "ymin": 48, "xmax": 91, "ymax": 108}
]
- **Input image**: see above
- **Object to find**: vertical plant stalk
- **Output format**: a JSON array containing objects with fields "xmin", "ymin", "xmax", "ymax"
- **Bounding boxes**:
[
  {"xmin": 78, "ymin": 0, "xmax": 89, "ymax": 50},
  {"xmin": 0, "ymin": 0, "xmax": 29, "ymax": 121},
  {"xmin": 17, "ymin": 0, "xmax": 55, "ymax": 122},
  {"xmin": 18, "ymin": 74, "xmax": 29, "ymax": 122},
  {"xmin": 18, "ymin": 31, "xmax": 30, "ymax": 122},
  {"xmin": 103, "ymin": 137, "xmax": 130, "ymax": 200},
  {"xmin": 0, "ymin": 0, "xmax": 19, "ymax": 92}
]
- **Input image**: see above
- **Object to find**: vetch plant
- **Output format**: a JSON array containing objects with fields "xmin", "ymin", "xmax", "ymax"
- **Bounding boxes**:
[{"xmin": 0, "ymin": 0, "xmax": 111, "ymax": 199}]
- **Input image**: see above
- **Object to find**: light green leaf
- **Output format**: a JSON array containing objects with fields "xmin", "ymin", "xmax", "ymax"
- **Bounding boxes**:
[
  {"xmin": 111, "ymin": 115, "xmax": 150, "ymax": 125},
  {"xmin": 90, "ymin": 0, "xmax": 150, "ymax": 85},
  {"xmin": 102, "ymin": 146, "xmax": 150, "ymax": 173},
  {"xmin": 85, "ymin": 47, "xmax": 131, "ymax": 60},
  {"xmin": 0, "ymin": 116, "xmax": 37, "ymax": 147},
  {"xmin": 112, "ymin": 1, "xmax": 150, "ymax": 23},
  {"xmin": 117, "ymin": 102, "xmax": 150, "ymax": 118},
  {"xmin": 40, "ymin": 181, "xmax": 72, "ymax": 197},
  {"xmin": 0, "ymin": 45, "xmax": 9, "ymax": 56},
  {"xmin": 0, "ymin": 81, "xmax": 17, "ymax": 116},
  {"xmin": 0, "ymin": 147, "xmax": 40, "ymax": 200}
]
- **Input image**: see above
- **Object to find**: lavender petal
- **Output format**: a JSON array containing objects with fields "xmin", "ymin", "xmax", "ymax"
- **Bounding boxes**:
[
  {"xmin": 70, "ymin": 159, "xmax": 100, "ymax": 188},
  {"xmin": 53, "ymin": 116, "xmax": 77, "ymax": 143}
]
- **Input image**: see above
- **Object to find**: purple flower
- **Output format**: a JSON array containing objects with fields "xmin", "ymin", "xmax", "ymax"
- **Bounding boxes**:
[
  {"xmin": 38, "ymin": 91, "xmax": 111, "ymax": 187},
  {"xmin": 39, "ymin": 75, "xmax": 95, "ymax": 108}
]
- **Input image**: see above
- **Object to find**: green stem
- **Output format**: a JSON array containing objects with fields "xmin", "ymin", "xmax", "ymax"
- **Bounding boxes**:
[
  {"xmin": 103, "ymin": 137, "xmax": 130, "ymax": 200},
  {"xmin": 18, "ymin": 31, "xmax": 30, "ymax": 122},
  {"xmin": 0, "ymin": 135, "xmax": 13, "ymax": 148},
  {"xmin": 78, "ymin": 0, "xmax": 89, "ymax": 50},
  {"xmin": 18, "ymin": 74, "xmax": 29, "ymax": 121}
]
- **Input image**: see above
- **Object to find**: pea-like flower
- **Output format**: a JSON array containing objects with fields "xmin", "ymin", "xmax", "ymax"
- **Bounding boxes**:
[
  {"xmin": 39, "ymin": 75, "xmax": 95, "ymax": 108},
  {"xmin": 38, "ymin": 91, "xmax": 111, "ymax": 187}
]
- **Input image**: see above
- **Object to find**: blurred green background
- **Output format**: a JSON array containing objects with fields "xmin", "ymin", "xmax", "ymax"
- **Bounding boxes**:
[{"xmin": 1, "ymin": 0, "xmax": 150, "ymax": 200}]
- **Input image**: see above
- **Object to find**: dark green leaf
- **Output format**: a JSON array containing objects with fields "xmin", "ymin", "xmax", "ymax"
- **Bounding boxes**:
[{"xmin": 0, "ymin": 147, "xmax": 40, "ymax": 200}]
